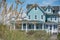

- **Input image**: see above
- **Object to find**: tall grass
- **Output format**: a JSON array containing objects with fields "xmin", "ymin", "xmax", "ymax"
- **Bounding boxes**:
[{"xmin": 0, "ymin": 24, "xmax": 51, "ymax": 40}]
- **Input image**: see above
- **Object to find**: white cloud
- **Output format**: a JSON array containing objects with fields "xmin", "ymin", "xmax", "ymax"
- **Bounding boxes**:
[{"xmin": 42, "ymin": 0, "xmax": 58, "ymax": 5}]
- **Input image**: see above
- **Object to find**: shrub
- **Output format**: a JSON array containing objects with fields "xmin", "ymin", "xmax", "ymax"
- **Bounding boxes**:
[
  {"xmin": 33, "ymin": 30, "xmax": 51, "ymax": 40},
  {"xmin": 26, "ymin": 30, "xmax": 35, "ymax": 35},
  {"xmin": 0, "ymin": 24, "xmax": 7, "ymax": 40},
  {"xmin": 57, "ymin": 33, "xmax": 60, "ymax": 40}
]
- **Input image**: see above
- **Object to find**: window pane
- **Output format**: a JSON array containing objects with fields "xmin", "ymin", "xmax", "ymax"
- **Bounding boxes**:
[
  {"xmin": 23, "ymin": 23, "xmax": 26, "ymax": 29},
  {"xmin": 36, "ymin": 24, "xmax": 42, "ymax": 29},
  {"xmin": 48, "ymin": 9, "xmax": 50, "ymax": 12},
  {"xmin": 29, "ymin": 15, "xmax": 30, "ymax": 19},
  {"xmin": 50, "ymin": 25, "xmax": 52, "ymax": 30},
  {"xmin": 54, "ymin": 25, "xmax": 57, "ymax": 29},
  {"xmin": 41, "ymin": 15, "xmax": 43, "ymax": 19},
  {"xmin": 51, "ymin": 17, "xmax": 52, "ymax": 20},
  {"xmin": 28, "ymin": 24, "xmax": 34, "ymax": 29},
  {"xmin": 44, "ymin": 25, "xmax": 48, "ymax": 29},
  {"xmin": 55, "ymin": 17, "xmax": 56, "ymax": 20},
  {"xmin": 35, "ymin": 15, "xmax": 37, "ymax": 19}
]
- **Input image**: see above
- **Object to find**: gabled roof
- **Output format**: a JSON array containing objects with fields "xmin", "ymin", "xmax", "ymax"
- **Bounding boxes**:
[
  {"xmin": 41, "ymin": 6, "xmax": 60, "ymax": 14},
  {"xmin": 44, "ymin": 5, "xmax": 53, "ymax": 11},
  {"xmin": 27, "ymin": 4, "xmax": 45, "ymax": 15}
]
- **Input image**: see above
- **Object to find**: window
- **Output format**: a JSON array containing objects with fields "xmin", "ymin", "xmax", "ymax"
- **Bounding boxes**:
[
  {"xmin": 35, "ymin": 7, "xmax": 37, "ymax": 10},
  {"xmin": 23, "ymin": 23, "xmax": 26, "ymax": 29},
  {"xmin": 28, "ymin": 24, "xmax": 34, "ymax": 29},
  {"xmin": 50, "ymin": 25, "xmax": 52, "ymax": 30},
  {"xmin": 36, "ymin": 24, "xmax": 42, "ymax": 29},
  {"xmin": 48, "ymin": 9, "xmax": 50, "ymax": 12},
  {"xmin": 51, "ymin": 17, "xmax": 52, "ymax": 20},
  {"xmin": 54, "ymin": 25, "xmax": 57, "ymax": 29},
  {"xmin": 44, "ymin": 25, "xmax": 48, "ymax": 29},
  {"xmin": 29, "ymin": 15, "xmax": 30, "ymax": 19},
  {"xmin": 35, "ymin": 15, "xmax": 37, "ymax": 19},
  {"xmin": 41, "ymin": 15, "xmax": 43, "ymax": 19},
  {"xmin": 55, "ymin": 17, "xmax": 56, "ymax": 20}
]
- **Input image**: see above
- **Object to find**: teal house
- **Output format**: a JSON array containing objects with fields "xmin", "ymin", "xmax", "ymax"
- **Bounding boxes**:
[{"xmin": 15, "ymin": 4, "xmax": 60, "ymax": 34}]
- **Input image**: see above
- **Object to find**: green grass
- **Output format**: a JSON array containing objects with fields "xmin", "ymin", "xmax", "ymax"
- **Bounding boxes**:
[
  {"xmin": 3, "ymin": 30, "xmax": 51, "ymax": 40},
  {"xmin": 57, "ymin": 33, "xmax": 60, "ymax": 40},
  {"xmin": 0, "ymin": 24, "xmax": 51, "ymax": 40},
  {"xmin": 4, "ymin": 30, "xmax": 34, "ymax": 40}
]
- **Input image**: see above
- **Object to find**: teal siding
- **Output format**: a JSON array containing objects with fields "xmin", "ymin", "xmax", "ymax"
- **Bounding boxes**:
[{"xmin": 27, "ymin": 7, "xmax": 45, "ymax": 22}]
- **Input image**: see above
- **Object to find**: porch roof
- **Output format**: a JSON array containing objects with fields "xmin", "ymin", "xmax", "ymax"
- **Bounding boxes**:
[
  {"xmin": 45, "ymin": 22, "xmax": 58, "ymax": 25},
  {"xmin": 16, "ymin": 20, "xmax": 44, "ymax": 24}
]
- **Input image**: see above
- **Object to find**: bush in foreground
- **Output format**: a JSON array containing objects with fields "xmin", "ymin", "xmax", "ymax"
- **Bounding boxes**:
[
  {"xmin": 57, "ymin": 33, "xmax": 60, "ymax": 40},
  {"xmin": 0, "ymin": 24, "xmax": 7, "ymax": 39},
  {"xmin": 3, "ymin": 30, "xmax": 51, "ymax": 40},
  {"xmin": 0, "ymin": 24, "xmax": 51, "ymax": 40}
]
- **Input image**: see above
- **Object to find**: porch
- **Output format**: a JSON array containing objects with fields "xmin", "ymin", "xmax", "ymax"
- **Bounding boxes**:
[
  {"xmin": 15, "ymin": 20, "xmax": 44, "ymax": 32},
  {"xmin": 14, "ymin": 20, "xmax": 58, "ymax": 33}
]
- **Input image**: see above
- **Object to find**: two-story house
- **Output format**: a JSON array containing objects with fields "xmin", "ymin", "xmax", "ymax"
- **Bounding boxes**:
[{"xmin": 11, "ymin": 4, "xmax": 60, "ymax": 34}]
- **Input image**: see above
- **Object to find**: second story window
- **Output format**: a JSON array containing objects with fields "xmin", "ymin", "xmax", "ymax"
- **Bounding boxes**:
[
  {"xmin": 41, "ymin": 15, "xmax": 43, "ymax": 19},
  {"xmin": 35, "ymin": 15, "xmax": 37, "ymax": 19},
  {"xmin": 44, "ymin": 25, "xmax": 48, "ymax": 29},
  {"xmin": 55, "ymin": 17, "xmax": 56, "ymax": 20},
  {"xmin": 54, "ymin": 25, "xmax": 57, "ymax": 29},
  {"xmin": 50, "ymin": 25, "xmax": 52, "ymax": 30},
  {"xmin": 51, "ymin": 17, "xmax": 52, "ymax": 20},
  {"xmin": 29, "ymin": 15, "xmax": 30, "ymax": 19}
]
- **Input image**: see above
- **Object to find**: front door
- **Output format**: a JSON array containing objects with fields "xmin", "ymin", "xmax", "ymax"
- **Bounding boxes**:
[{"xmin": 23, "ymin": 23, "xmax": 26, "ymax": 30}]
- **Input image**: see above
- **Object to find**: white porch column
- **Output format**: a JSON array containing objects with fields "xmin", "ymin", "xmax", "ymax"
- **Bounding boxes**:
[
  {"xmin": 22, "ymin": 22, "xmax": 23, "ymax": 30},
  {"xmin": 42, "ymin": 24, "xmax": 44, "ymax": 30},
  {"xmin": 14, "ymin": 24, "xmax": 15, "ymax": 30},
  {"xmin": 48, "ymin": 25, "xmax": 50, "ymax": 32},
  {"xmin": 52, "ymin": 25, "xmax": 54, "ymax": 34},
  {"xmin": 26, "ymin": 23, "xmax": 27, "ymax": 32},
  {"xmin": 34, "ymin": 24, "xmax": 36, "ymax": 30}
]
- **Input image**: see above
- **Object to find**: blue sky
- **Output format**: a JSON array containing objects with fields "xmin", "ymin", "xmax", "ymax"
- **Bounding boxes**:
[{"xmin": 1, "ymin": 0, "xmax": 60, "ymax": 12}]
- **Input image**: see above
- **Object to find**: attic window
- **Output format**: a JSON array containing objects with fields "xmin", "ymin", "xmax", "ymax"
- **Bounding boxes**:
[
  {"xmin": 35, "ymin": 7, "xmax": 37, "ymax": 10},
  {"xmin": 48, "ymin": 9, "xmax": 50, "ymax": 12},
  {"xmin": 53, "ymin": 10, "xmax": 55, "ymax": 13}
]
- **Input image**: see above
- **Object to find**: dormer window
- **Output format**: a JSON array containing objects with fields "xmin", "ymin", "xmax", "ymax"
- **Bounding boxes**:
[
  {"xmin": 48, "ymin": 9, "xmax": 50, "ymax": 12},
  {"xmin": 35, "ymin": 15, "xmax": 37, "ymax": 19},
  {"xmin": 35, "ymin": 7, "xmax": 37, "ymax": 10}
]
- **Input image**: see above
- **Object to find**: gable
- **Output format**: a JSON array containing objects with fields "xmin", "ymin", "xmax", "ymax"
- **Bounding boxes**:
[
  {"xmin": 27, "ymin": 6, "xmax": 45, "ymax": 22},
  {"xmin": 45, "ymin": 6, "xmax": 53, "ymax": 14},
  {"xmin": 27, "ymin": 6, "xmax": 45, "ymax": 15}
]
